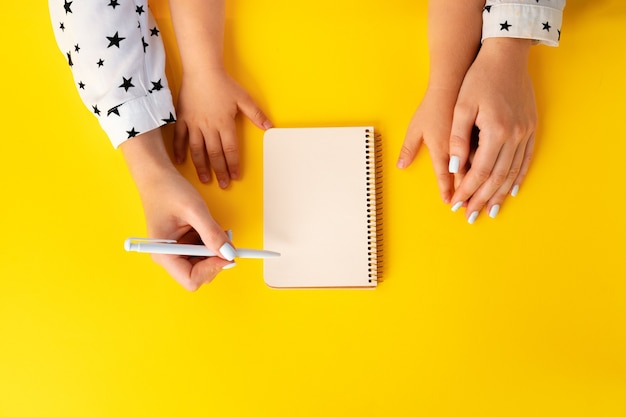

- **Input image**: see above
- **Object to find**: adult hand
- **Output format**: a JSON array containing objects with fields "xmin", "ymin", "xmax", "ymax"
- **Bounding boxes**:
[
  {"xmin": 122, "ymin": 128, "xmax": 236, "ymax": 291},
  {"xmin": 448, "ymin": 38, "xmax": 537, "ymax": 223}
]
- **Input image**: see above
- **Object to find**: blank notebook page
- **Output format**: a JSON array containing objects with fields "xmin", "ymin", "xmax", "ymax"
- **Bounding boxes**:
[{"xmin": 263, "ymin": 127, "xmax": 379, "ymax": 288}]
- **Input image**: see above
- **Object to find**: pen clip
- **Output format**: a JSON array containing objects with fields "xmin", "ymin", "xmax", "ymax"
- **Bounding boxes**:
[{"xmin": 124, "ymin": 237, "xmax": 177, "ymax": 251}]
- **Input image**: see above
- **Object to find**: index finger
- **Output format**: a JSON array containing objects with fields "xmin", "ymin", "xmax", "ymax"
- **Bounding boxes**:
[{"xmin": 218, "ymin": 123, "xmax": 240, "ymax": 180}]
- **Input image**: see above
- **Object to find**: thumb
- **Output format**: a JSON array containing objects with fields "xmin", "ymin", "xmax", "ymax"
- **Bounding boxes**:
[
  {"xmin": 188, "ymin": 203, "xmax": 236, "ymax": 262},
  {"xmin": 397, "ymin": 126, "xmax": 423, "ymax": 169},
  {"xmin": 448, "ymin": 102, "xmax": 477, "ymax": 175},
  {"xmin": 238, "ymin": 92, "xmax": 273, "ymax": 131}
]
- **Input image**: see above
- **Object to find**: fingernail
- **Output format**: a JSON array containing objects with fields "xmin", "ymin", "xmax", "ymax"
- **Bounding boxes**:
[
  {"xmin": 397, "ymin": 159, "xmax": 407, "ymax": 169},
  {"xmin": 219, "ymin": 242, "xmax": 236, "ymax": 261},
  {"xmin": 448, "ymin": 156, "xmax": 460, "ymax": 173},
  {"xmin": 263, "ymin": 120, "xmax": 273, "ymax": 130},
  {"xmin": 451, "ymin": 201, "xmax": 463, "ymax": 212},
  {"xmin": 468, "ymin": 211, "xmax": 479, "ymax": 224},
  {"xmin": 218, "ymin": 179, "xmax": 228, "ymax": 189},
  {"xmin": 222, "ymin": 262, "xmax": 237, "ymax": 270},
  {"xmin": 226, "ymin": 229, "xmax": 233, "ymax": 240},
  {"xmin": 489, "ymin": 204, "xmax": 500, "ymax": 219},
  {"xmin": 511, "ymin": 184, "xmax": 520, "ymax": 197},
  {"xmin": 199, "ymin": 174, "xmax": 209, "ymax": 183}
]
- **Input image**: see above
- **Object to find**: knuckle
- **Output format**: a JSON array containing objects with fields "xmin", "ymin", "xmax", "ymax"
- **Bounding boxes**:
[
  {"xmin": 399, "ymin": 144, "xmax": 415, "ymax": 159},
  {"xmin": 449, "ymin": 134, "xmax": 467, "ymax": 147},
  {"xmin": 252, "ymin": 108, "xmax": 264, "ymax": 122},
  {"xmin": 490, "ymin": 170, "xmax": 508, "ymax": 187},
  {"xmin": 222, "ymin": 144, "xmax": 239, "ymax": 156},
  {"xmin": 472, "ymin": 166, "xmax": 492, "ymax": 183},
  {"xmin": 189, "ymin": 141, "xmax": 206, "ymax": 154},
  {"xmin": 453, "ymin": 102, "xmax": 472, "ymax": 117},
  {"xmin": 207, "ymin": 148, "xmax": 224, "ymax": 159},
  {"xmin": 507, "ymin": 165, "xmax": 521, "ymax": 181}
]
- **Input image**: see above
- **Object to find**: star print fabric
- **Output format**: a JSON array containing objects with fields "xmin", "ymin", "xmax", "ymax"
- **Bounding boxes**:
[
  {"xmin": 483, "ymin": 0, "xmax": 566, "ymax": 47},
  {"xmin": 49, "ymin": 0, "xmax": 176, "ymax": 148}
]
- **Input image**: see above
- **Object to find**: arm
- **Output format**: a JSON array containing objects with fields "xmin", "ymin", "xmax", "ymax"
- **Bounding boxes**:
[
  {"xmin": 397, "ymin": 0, "xmax": 484, "ymax": 204},
  {"xmin": 47, "ymin": 0, "xmax": 176, "ymax": 148},
  {"xmin": 48, "ymin": 1, "xmax": 234, "ymax": 290},
  {"xmin": 169, "ymin": 0, "xmax": 272, "ymax": 188}
]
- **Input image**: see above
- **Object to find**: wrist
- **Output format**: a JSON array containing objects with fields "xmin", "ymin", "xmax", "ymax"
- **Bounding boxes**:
[
  {"xmin": 480, "ymin": 37, "xmax": 532, "ymax": 64},
  {"xmin": 120, "ymin": 128, "xmax": 179, "ymax": 189}
]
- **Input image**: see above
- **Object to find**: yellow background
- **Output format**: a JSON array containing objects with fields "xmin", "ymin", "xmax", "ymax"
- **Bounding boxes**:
[{"xmin": 1, "ymin": 1, "xmax": 625, "ymax": 416}]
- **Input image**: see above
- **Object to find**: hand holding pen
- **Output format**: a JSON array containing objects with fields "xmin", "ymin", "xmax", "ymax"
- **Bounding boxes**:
[{"xmin": 120, "ymin": 129, "xmax": 241, "ymax": 291}]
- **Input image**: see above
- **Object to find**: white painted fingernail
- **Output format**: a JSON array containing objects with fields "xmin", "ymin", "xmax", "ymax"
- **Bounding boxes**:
[
  {"xmin": 219, "ymin": 242, "xmax": 236, "ymax": 261},
  {"xmin": 511, "ymin": 184, "xmax": 520, "ymax": 197},
  {"xmin": 222, "ymin": 262, "xmax": 237, "ymax": 270},
  {"xmin": 448, "ymin": 155, "xmax": 460, "ymax": 173},
  {"xmin": 468, "ymin": 211, "xmax": 479, "ymax": 224},
  {"xmin": 451, "ymin": 201, "xmax": 463, "ymax": 212},
  {"xmin": 489, "ymin": 204, "xmax": 500, "ymax": 219}
]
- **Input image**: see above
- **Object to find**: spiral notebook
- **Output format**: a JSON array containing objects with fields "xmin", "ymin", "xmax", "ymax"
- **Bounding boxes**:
[{"xmin": 263, "ymin": 127, "xmax": 383, "ymax": 288}]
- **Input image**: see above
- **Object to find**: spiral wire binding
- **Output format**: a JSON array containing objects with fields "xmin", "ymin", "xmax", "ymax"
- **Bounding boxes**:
[{"xmin": 365, "ymin": 128, "xmax": 383, "ymax": 283}]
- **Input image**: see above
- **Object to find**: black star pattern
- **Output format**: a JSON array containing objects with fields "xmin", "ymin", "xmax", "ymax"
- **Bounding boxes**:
[
  {"xmin": 136, "ymin": 5, "xmax": 145, "ymax": 15},
  {"xmin": 150, "ymin": 27, "xmax": 160, "ymax": 37},
  {"xmin": 484, "ymin": 5, "xmax": 491, "ymax": 12},
  {"xmin": 93, "ymin": 105, "xmax": 101, "ymax": 116},
  {"xmin": 142, "ymin": 37, "xmax": 149, "ymax": 53},
  {"xmin": 108, "ymin": 0, "xmax": 119, "ymax": 9},
  {"xmin": 97, "ymin": 59, "xmax": 105, "ymax": 67},
  {"xmin": 151, "ymin": 79, "xmax": 163, "ymax": 91},
  {"xmin": 59, "ymin": 22, "xmax": 65, "ymax": 31},
  {"xmin": 74, "ymin": 43, "xmax": 80, "ymax": 53},
  {"xmin": 66, "ymin": 51, "xmax": 73, "ymax": 67},
  {"xmin": 127, "ymin": 128, "xmax": 139, "ymax": 138},
  {"xmin": 500, "ymin": 21, "xmax": 511, "ymax": 31},
  {"xmin": 78, "ymin": 81, "xmax": 85, "ymax": 89},
  {"xmin": 63, "ymin": 0, "xmax": 72, "ymax": 14},
  {"xmin": 106, "ymin": 31, "xmax": 125, "ymax": 48},
  {"xmin": 162, "ymin": 113, "xmax": 176, "ymax": 124},
  {"xmin": 542, "ymin": 21, "xmax": 551, "ymax": 32},
  {"xmin": 108, "ymin": 106, "xmax": 121, "ymax": 117},
  {"xmin": 119, "ymin": 77, "xmax": 135, "ymax": 92}
]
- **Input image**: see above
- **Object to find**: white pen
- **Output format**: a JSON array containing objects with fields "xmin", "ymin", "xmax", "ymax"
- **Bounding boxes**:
[{"xmin": 124, "ymin": 238, "xmax": 280, "ymax": 259}]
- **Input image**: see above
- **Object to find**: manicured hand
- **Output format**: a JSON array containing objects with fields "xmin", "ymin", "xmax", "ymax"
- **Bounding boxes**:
[
  {"xmin": 122, "ymin": 128, "xmax": 236, "ymax": 291},
  {"xmin": 448, "ymin": 38, "xmax": 536, "ymax": 223}
]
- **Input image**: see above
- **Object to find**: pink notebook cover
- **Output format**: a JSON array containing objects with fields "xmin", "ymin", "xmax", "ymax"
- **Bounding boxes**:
[{"xmin": 263, "ymin": 127, "xmax": 382, "ymax": 288}]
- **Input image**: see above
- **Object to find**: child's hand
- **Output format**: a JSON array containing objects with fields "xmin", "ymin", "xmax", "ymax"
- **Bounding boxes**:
[
  {"xmin": 448, "ymin": 38, "xmax": 536, "ymax": 222},
  {"xmin": 122, "ymin": 128, "xmax": 236, "ymax": 291},
  {"xmin": 397, "ymin": 87, "xmax": 458, "ymax": 204},
  {"xmin": 173, "ymin": 69, "xmax": 272, "ymax": 188}
]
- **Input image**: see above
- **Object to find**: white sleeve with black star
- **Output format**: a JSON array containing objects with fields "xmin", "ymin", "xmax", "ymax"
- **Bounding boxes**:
[
  {"xmin": 49, "ymin": 0, "xmax": 176, "ymax": 148},
  {"xmin": 482, "ymin": 0, "xmax": 566, "ymax": 47}
]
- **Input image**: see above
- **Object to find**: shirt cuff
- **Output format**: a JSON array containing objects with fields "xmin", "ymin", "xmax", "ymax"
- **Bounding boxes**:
[
  {"xmin": 97, "ymin": 88, "xmax": 177, "ymax": 149},
  {"xmin": 482, "ymin": 3, "xmax": 564, "ymax": 47}
]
